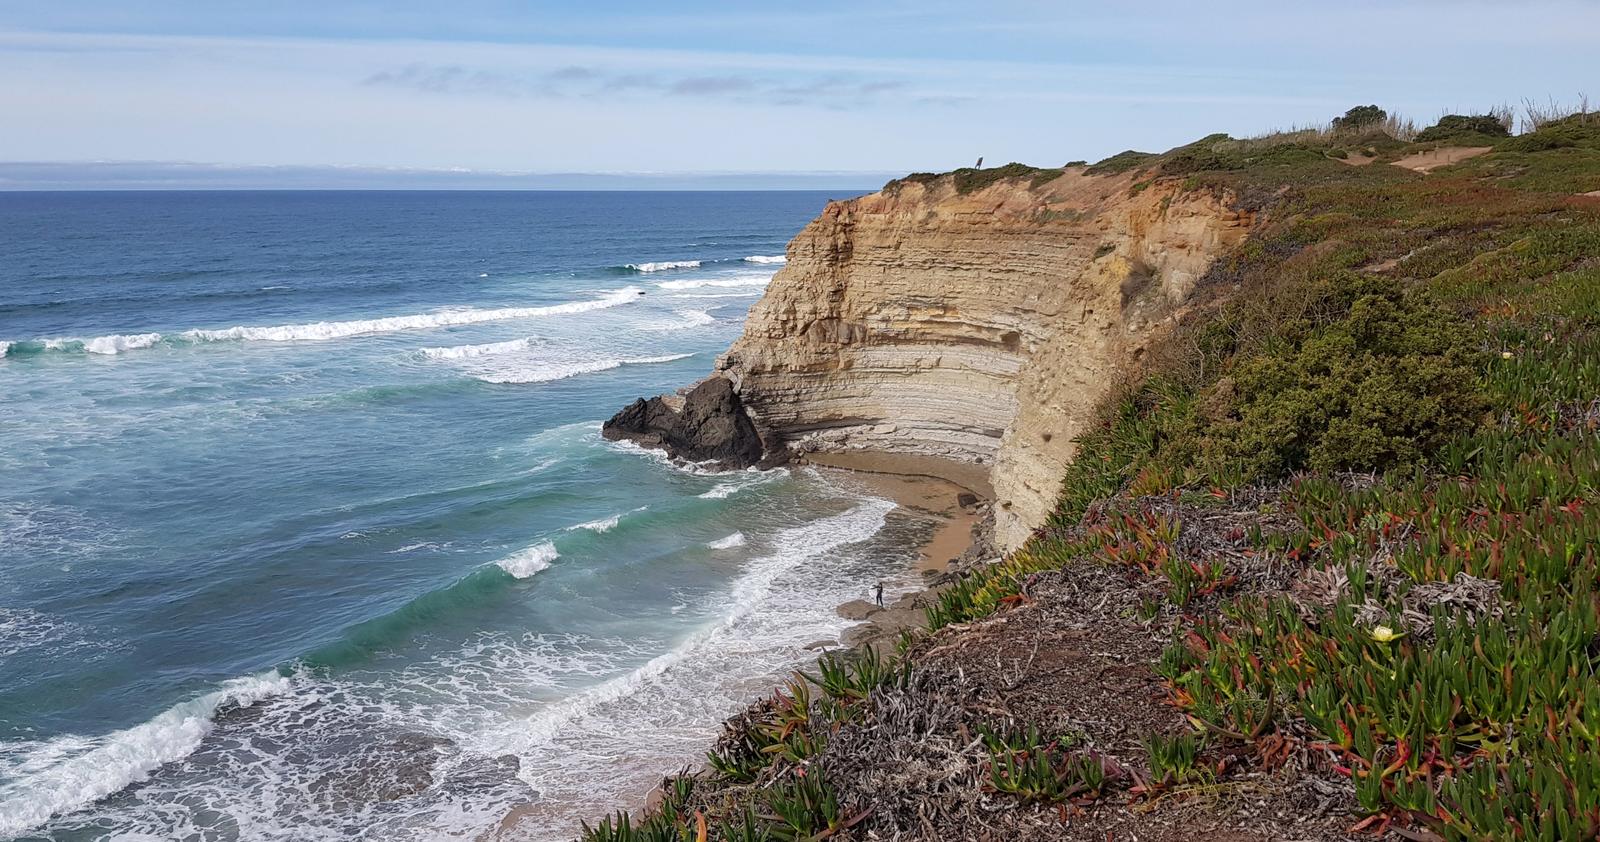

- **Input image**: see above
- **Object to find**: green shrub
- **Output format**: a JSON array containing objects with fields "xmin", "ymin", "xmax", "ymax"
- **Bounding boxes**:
[
  {"xmin": 1086, "ymin": 149, "xmax": 1158, "ymax": 176},
  {"xmin": 1500, "ymin": 111, "xmax": 1600, "ymax": 152},
  {"xmin": 1195, "ymin": 274, "xmax": 1487, "ymax": 480},
  {"xmin": 1332, "ymin": 104, "xmax": 1387, "ymax": 132},
  {"xmin": 952, "ymin": 162, "xmax": 1059, "ymax": 194},
  {"xmin": 1416, "ymin": 114, "xmax": 1511, "ymax": 143}
]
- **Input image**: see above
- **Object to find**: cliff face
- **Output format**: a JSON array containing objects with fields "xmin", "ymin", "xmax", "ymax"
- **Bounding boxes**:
[{"xmin": 715, "ymin": 170, "xmax": 1255, "ymax": 550}]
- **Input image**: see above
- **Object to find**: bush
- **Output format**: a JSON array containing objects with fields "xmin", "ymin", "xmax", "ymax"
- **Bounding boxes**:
[
  {"xmin": 1499, "ymin": 111, "xmax": 1600, "ymax": 152},
  {"xmin": 1331, "ymin": 105, "xmax": 1387, "ymax": 132},
  {"xmin": 1416, "ymin": 114, "xmax": 1511, "ymax": 143},
  {"xmin": 1196, "ymin": 274, "xmax": 1487, "ymax": 479},
  {"xmin": 1086, "ymin": 150, "xmax": 1158, "ymax": 176}
]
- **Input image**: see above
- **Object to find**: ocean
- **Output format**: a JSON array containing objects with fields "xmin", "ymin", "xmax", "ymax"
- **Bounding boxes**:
[{"xmin": 0, "ymin": 191, "xmax": 928, "ymax": 840}]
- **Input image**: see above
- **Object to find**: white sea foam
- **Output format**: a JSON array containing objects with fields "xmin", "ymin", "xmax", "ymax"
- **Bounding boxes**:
[
  {"xmin": 0, "ymin": 608, "xmax": 93, "ymax": 659},
  {"xmin": 0, "ymin": 671, "xmax": 293, "ymax": 838},
  {"xmin": 571, "ymin": 514, "xmax": 622, "ymax": 533},
  {"xmin": 699, "ymin": 484, "xmax": 739, "ymax": 499},
  {"xmin": 707, "ymin": 532, "xmax": 746, "ymax": 549},
  {"xmin": 7, "ymin": 289, "xmax": 643, "ymax": 358},
  {"xmin": 495, "ymin": 542, "xmax": 557, "ymax": 579},
  {"xmin": 83, "ymin": 333, "xmax": 162, "ymax": 355},
  {"xmin": 742, "ymin": 255, "xmax": 787, "ymax": 264},
  {"xmin": 466, "ymin": 353, "xmax": 693, "ymax": 385},
  {"xmin": 0, "ymin": 341, "xmax": 12, "ymax": 358},
  {"xmin": 654, "ymin": 276, "xmax": 771, "ymax": 291},
  {"xmin": 386, "ymin": 541, "xmax": 451, "ymax": 555},
  {"xmin": 625, "ymin": 261, "xmax": 701, "ymax": 273},
  {"xmin": 419, "ymin": 338, "xmax": 534, "ymax": 360},
  {"xmin": 662, "ymin": 291, "xmax": 765, "ymax": 300},
  {"xmin": 488, "ymin": 498, "xmax": 896, "ymax": 835},
  {"xmin": 184, "ymin": 287, "xmax": 643, "ymax": 344},
  {"xmin": 639, "ymin": 309, "xmax": 715, "ymax": 331},
  {"xmin": 676, "ymin": 309, "xmax": 716, "ymax": 327}
]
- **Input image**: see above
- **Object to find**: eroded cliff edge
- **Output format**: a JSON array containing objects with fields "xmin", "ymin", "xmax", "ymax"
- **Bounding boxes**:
[{"xmin": 704, "ymin": 168, "xmax": 1254, "ymax": 549}]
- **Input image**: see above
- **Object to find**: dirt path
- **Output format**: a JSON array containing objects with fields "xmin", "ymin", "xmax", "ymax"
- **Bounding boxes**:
[{"xmin": 1391, "ymin": 145, "xmax": 1492, "ymax": 173}]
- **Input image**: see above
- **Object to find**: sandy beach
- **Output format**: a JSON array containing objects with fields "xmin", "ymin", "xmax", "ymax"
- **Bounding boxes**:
[{"xmin": 800, "ymin": 451, "xmax": 989, "ymax": 574}]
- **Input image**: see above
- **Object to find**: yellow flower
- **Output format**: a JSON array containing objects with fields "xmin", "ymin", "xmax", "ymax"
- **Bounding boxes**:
[
  {"xmin": 1501, "ymin": 351, "xmax": 1514, "ymax": 359},
  {"xmin": 1370, "ymin": 625, "xmax": 1404, "ymax": 643}
]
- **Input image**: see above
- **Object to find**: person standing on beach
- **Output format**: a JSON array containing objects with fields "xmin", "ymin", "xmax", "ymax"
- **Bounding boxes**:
[{"xmin": 874, "ymin": 581, "xmax": 884, "ymax": 607}]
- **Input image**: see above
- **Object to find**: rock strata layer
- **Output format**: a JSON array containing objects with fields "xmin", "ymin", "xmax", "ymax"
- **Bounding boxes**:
[
  {"xmin": 713, "ymin": 169, "xmax": 1254, "ymax": 549},
  {"xmin": 602, "ymin": 376, "xmax": 767, "ymax": 469}
]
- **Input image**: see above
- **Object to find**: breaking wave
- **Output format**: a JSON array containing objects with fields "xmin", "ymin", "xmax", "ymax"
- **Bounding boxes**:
[
  {"xmin": 742, "ymin": 255, "xmax": 786, "ymax": 264},
  {"xmin": 623, "ymin": 261, "xmax": 701, "ymax": 273},
  {"xmin": 419, "ymin": 338, "xmax": 534, "ymax": 360},
  {"xmin": 456, "ymin": 353, "xmax": 694, "ymax": 385},
  {"xmin": 0, "ymin": 288, "xmax": 643, "ymax": 357},
  {"xmin": 496, "ymin": 542, "xmax": 558, "ymax": 579},
  {"xmin": 0, "ymin": 671, "xmax": 294, "ymax": 839},
  {"xmin": 572, "ymin": 514, "xmax": 621, "ymax": 533},
  {"xmin": 480, "ymin": 498, "xmax": 896, "ymax": 836},
  {"xmin": 654, "ymin": 276, "xmax": 771, "ymax": 291}
]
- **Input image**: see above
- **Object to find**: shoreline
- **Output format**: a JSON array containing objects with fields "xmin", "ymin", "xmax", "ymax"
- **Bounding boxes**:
[
  {"xmin": 805, "ymin": 453, "xmax": 988, "ymax": 575},
  {"xmin": 497, "ymin": 451, "xmax": 992, "ymax": 840},
  {"xmin": 802, "ymin": 452, "xmax": 993, "ymax": 650}
]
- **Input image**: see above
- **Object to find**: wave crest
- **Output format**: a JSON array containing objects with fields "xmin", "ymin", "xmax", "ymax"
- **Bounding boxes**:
[
  {"xmin": 624, "ymin": 261, "xmax": 701, "ymax": 273},
  {"xmin": 742, "ymin": 255, "xmax": 787, "ymax": 264},
  {"xmin": 496, "ymin": 542, "xmax": 557, "ymax": 579},
  {"xmin": 1, "ymin": 289, "xmax": 643, "ymax": 358},
  {"xmin": 654, "ymin": 276, "xmax": 771, "ymax": 291},
  {"xmin": 0, "ymin": 671, "xmax": 293, "ymax": 838},
  {"xmin": 419, "ymin": 338, "xmax": 534, "ymax": 360}
]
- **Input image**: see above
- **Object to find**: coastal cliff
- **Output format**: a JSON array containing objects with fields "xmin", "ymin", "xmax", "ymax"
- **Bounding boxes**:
[
  {"xmin": 712, "ymin": 169, "xmax": 1254, "ymax": 549},
  {"xmin": 587, "ymin": 111, "xmax": 1600, "ymax": 842}
]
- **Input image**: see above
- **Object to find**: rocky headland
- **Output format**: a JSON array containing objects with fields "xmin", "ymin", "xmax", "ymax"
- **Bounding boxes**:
[{"xmin": 606, "ymin": 166, "xmax": 1254, "ymax": 549}]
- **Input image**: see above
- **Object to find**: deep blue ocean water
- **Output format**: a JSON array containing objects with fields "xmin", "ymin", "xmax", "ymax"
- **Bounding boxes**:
[{"xmin": 0, "ymin": 191, "xmax": 925, "ymax": 840}]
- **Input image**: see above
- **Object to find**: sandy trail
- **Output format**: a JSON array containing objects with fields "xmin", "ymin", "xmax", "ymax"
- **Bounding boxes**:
[{"xmin": 1391, "ymin": 146, "xmax": 1492, "ymax": 173}]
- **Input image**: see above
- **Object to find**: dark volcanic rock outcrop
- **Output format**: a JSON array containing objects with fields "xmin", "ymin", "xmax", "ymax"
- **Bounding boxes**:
[{"xmin": 602, "ymin": 376, "xmax": 767, "ymax": 469}]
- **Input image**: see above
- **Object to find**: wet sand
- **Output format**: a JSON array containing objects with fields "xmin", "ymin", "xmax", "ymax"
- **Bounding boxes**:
[{"xmin": 800, "ymin": 451, "xmax": 988, "ymax": 573}]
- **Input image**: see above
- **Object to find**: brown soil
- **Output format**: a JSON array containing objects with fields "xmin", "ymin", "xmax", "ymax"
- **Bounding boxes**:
[{"xmin": 1389, "ymin": 146, "xmax": 1492, "ymax": 173}]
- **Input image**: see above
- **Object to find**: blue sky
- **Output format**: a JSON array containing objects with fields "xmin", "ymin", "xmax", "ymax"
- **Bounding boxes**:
[{"xmin": 1, "ymin": 1, "xmax": 1596, "ymax": 187}]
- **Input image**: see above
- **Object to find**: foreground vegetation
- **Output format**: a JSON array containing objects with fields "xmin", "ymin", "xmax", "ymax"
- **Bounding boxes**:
[{"xmin": 580, "ymin": 105, "xmax": 1600, "ymax": 841}]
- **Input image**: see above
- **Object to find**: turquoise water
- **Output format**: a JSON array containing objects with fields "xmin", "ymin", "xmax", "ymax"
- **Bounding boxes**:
[{"xmin": 0, "ymin": 192, "xmax": 925, "ymax": 840}]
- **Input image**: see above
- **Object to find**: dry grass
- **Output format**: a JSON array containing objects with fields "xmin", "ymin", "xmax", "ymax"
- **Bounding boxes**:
[{"xmin": 1521, "ymin": 94, "xmax": 1592, "ymax": 132}]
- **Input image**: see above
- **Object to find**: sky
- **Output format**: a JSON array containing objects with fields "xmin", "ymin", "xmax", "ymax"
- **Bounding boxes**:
[{"xmin": 1, "ymin": 1, "xmax": 1596, "ymax": 188}]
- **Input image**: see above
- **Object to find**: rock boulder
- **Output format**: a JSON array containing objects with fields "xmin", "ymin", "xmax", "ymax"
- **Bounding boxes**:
[{"xmin": 602, "ymin": 376, "xmax": 767, "ymax": 469}]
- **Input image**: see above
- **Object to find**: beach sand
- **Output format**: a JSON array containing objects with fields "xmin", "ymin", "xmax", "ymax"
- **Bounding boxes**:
[{"xmin": 800, "ymin": 451, "xmax": 988, "ymax": 574}]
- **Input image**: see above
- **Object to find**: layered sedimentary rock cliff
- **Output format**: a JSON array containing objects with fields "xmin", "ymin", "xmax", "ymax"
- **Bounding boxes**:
[{"xmin": 713, "ymin": 169, "xmax": 1255, "ymax": 549}]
